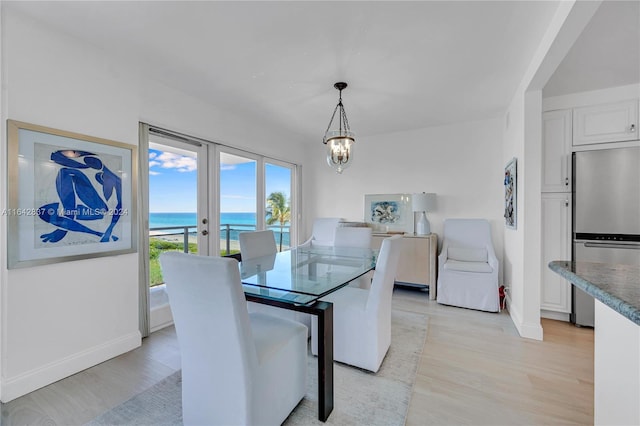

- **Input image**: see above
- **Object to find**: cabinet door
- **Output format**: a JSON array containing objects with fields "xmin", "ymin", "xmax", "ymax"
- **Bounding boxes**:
[
  {"xmin": 573, "ymin": 100, "xmax": 638, "ymax": 145},
  {"xmin": 541, "ymin": 193, "xmax": 572, "ymax": 313},
  {"xmin": 542, "ymin": 110, "xmax": 572, "ymax": 192}
]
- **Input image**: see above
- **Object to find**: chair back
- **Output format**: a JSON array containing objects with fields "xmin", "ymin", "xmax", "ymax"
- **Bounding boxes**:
[
  {"xmin": 159, "ymin": 252, "xmax": 256, "ymax": 425},
  {"xmin": 238, "ymin": 230, "xmax": 277, "ymax": 260},
  {"xmin": 367, "ymin": 235, "xmax": 402, "ymax": 312},
  {"xmin": 334, "ymin": 226, "xmax": 372, "ymax": 249},
  {"xmin": 310, "ymin": 217, "xmax": 341, "ymax": 246},
  {"xmin": 443, "ymin": 218, "xmax": 492, "ymax": 249}
]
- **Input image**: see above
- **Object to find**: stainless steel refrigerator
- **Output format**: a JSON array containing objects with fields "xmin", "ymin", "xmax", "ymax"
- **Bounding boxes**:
[{"xmin": 572, "ymin": 146, "xmax": 640, "ymax": 327}]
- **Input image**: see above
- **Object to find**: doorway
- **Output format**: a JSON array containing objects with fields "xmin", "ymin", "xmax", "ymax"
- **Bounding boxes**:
[{"xmin": 139, "ymin": 124, "xmax": 299, "ymax": 335}]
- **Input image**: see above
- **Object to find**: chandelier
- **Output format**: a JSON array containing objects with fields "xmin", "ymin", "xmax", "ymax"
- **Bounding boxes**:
[{"xmin": 323, "ymin": 82, "xmax": 355, "ymax": 174}]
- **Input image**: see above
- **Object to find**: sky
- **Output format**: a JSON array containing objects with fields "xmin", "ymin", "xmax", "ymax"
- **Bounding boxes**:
[{"xmin": 149, "ymin": 148, "xmax": 291, "ymax": 213}]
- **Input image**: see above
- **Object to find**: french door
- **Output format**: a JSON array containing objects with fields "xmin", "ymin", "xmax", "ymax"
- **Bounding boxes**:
[
  {"xmin": 148, "ymin": 130, "xmax": 212, "ymax": 258},
  {"xmin": 140, "ymin": 123, "xmax": 298, "ymax": 335},
  {"xmin": 142, "ymin": 124, "xmax": 298, "ymax": 274}
]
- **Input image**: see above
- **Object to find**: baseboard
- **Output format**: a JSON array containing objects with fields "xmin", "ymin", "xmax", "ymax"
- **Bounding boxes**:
[
  {"xmin": 507, "ymin": 297, "xmax": 544, "ymax": 341},
  {"xmin": 540, "ymin": 309, "xmax": 570, "ymax": 322},
  {"xmin": 150, "ymin": 303, "xmax": 174, "ymax": 333},
  {"xmin": 1, "ymin": 331, "xmax": 141, "ymax": 402}
]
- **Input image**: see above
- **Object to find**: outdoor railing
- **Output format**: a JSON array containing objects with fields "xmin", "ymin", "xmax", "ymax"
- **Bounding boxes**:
[
  {"xmin": 149, "ymin": 223, "xmax": 291, "ymax": 255},
  {"xmin": 149, "ymin": 223, "xmax": 291, "ymax": 287}
]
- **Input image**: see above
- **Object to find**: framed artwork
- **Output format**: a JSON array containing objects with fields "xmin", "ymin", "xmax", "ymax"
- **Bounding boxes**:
[
  {"xmin": 364, "ymin": 193, "xmax": 413, "ymax": 233},
  {"xmin": 504, "ymin": 157, "xmax": 517, "ymax": 229},
  {"xmin": 6, "ymin": 120, "xmax": 138, "ymax": 269}
]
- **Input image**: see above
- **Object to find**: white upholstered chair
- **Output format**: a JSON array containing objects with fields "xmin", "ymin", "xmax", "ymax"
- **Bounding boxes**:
[
  {"xmin": 301, "ymin": 217, "xmax": 342, "ymax": 247},
  {"xmin": 238, "ymin": 229, "xmax": 277, "ymax": 259},
  {"xmin": 333, "ymin": 226, "xmax": 372, "ymax": 249},
  {"xmin": 333, "ymin": 227, "xmax": 374, "ymax": 289},
  {"xmin": 311, "ymin": 235, "xmax": 402, "ymax": 373},
  {"xmin": 239, "ymin": 230, "xmax": 311, "ymax": 330},
  {"xmin": 436, "ymin": 218, "xmax": 500, "ymax": 312},
  {"xmin": 159, "ymin": 252, "xmax": 307, "ymax": 426}
]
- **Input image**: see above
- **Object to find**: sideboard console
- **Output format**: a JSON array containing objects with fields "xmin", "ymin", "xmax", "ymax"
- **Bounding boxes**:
[{"xmin": 371, "ymin": 233, "xmax": 438, "ymax": 299}]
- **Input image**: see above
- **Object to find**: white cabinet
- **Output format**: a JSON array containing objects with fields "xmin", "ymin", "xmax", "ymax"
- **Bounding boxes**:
[
  {"xmin": 371, "ymin": 233, "xmax": 437, "ymax": 300},
  {"xmin": 542, "ymin": 109, "xmax": 572, "ymax": 192},
  {"xmin": 541, "ymin": 193, "xmax": 572, "ymax": 316},
  {"xmin": 573, "ymin": 99, "xmax": 638, "ymax": 145}
]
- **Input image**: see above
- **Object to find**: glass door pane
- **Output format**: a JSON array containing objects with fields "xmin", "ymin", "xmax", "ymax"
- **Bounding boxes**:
[
  {"xmin": 266, "ymin": 161, "xmax": 293, "ymax": 252},
  {"xmin": 148, "ymin": 136, "xmax": 208, "ymax": 286},
  {"xmin": 219, "ymin": 151, "xmax": 257, "ymax": 256}
]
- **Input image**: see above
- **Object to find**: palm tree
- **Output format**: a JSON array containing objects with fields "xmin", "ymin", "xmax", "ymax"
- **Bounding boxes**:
[{"xmin": 265, "ymin": 191, "xmax": 291, "ymax": 251}]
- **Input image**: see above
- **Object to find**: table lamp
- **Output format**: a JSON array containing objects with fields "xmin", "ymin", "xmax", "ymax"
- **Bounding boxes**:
[{"xmin": 412, "ymin": 193, "xmax": 436, "ymax": 235}]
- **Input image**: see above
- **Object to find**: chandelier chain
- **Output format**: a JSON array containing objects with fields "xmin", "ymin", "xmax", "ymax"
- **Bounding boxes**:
[{"xmin": 323, "ymin": 102, "xmax": 342, "ymax": 141}]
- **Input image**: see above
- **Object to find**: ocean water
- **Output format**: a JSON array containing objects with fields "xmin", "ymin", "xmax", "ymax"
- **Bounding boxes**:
[{"xmin": 149, "ymin": 212, "xmax": 290, "ymax": 245}]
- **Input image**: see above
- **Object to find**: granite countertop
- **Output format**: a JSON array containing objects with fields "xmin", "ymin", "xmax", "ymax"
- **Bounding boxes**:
[{"xmin": 549, "ymin": 261, "xmax": 640, "ymax": 326}]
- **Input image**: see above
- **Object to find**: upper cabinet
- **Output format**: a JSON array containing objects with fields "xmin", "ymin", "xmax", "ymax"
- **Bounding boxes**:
[
  {"xmin": 542, "ymin": 109, "xmax": 572, "ymax": 192},
  {"xmin": 573, "ymin": 99, "xmax": 638, "ymax": 146}
]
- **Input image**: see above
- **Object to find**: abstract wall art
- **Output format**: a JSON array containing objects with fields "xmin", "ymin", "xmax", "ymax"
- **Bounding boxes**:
[
  {"xmin": 364, "ymin": 193, "xmax": 413, "ymax": 233},
  {"xmin": 504, "ymin": 157, "xmax": 517, "ymax": 229},
  {"xmin": 7, "ymin": 120, "xmax": 138, "ymax": 268}
]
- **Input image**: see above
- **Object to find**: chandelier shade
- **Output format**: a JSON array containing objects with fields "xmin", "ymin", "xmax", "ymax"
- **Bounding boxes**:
[{"xmin": 323, "ymin": 82, "xmax": 355, "ymax": 174}]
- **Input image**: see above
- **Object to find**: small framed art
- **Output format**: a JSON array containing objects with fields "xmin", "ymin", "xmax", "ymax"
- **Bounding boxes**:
[
  {"xmin": 363, "ymin": 193, "xmax": 413, "ymax": 233},
  {"xmin": 504, "ymin": 157, "xmax": 517, "ymax": 229}
]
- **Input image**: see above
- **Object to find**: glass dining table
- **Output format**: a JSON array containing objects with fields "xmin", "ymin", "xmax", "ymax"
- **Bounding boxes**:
[{"xmin": 239, "ymin": 245, "xmax": 377, "ymax": 422}]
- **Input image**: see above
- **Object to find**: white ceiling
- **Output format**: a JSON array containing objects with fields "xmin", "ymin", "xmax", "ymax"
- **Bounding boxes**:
[
  {"xmin": 544, "ymin": 0, "xmax": 640, "ymax": 97},
  {"xmin": 5, "ymin": 1, "xmax": 636, "ymax": 142}
]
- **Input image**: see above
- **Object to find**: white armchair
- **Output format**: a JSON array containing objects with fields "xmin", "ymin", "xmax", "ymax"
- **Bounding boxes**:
[
  {"xmin": 160, "ymin": 252, "xmax": 307, "ymax": 426},
  {"xmin": 436, "ymin": 219, "xmax": 500, "ymax": 312},
  {"xmin": 310, "ymin": 235, "xmax": 402, "ymax": 373}
]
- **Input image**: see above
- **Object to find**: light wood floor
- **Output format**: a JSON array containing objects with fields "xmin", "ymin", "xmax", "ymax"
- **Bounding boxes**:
[{"xmin": 0, "ymin": 288, "xmax": 593, "ymax": 425}]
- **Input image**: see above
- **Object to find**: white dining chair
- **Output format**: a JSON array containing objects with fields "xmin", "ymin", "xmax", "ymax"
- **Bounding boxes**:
[
  {"xmin": 310, "ymin": 235, "xmax": 402, "ymax": 373},
  {"xmin": 159, "ymin": 252, "xmax": 307, "ymax": 426},
  {"xmin": 333, "ymin": 226, "xmax": 372, "ymax": 249},
  {"xmin": 239, "ymin": 230, "xmax": 311, "ymax": 331},
  {"xmin": 300, "ymin": 217, "xmax": 342, "ymax": 247},
  {"xmin": 238, "ymin": 229, "xmax": 277, "ymax": 259},
  {"xmin": 333, "ymin": 227, "xmax": 374, "ymax": 289}
]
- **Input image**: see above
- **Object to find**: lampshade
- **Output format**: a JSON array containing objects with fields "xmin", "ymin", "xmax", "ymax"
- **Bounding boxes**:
[{"xmin": 412, "ymin": 193, "xmax": 436, "ymax": 212}]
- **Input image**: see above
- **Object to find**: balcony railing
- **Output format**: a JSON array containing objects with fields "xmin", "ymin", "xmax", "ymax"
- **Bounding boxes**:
[
  {"xmin": 149, "ymin": 223, "xmax": 291, "ymax": 255},
  {"xmin": 149, "ymin": 223, "xmax": 291, "ymax": 287}
]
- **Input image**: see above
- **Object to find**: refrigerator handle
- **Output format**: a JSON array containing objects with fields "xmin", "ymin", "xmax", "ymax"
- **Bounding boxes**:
[{"xmin": 583, "ymin": 242, "xmax": 640, "ymax": 250}]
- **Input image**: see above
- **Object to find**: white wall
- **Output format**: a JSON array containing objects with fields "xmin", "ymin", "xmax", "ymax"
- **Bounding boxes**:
[
  {"xmin": 503, "ymin": 0, "xmax": 601, "ymax": 339},
  {"xmin": 0, "ymin": 8, "xmax": 306, "ymax": 401},
  {"xmin": 306, "ymin": 118, "xmax": 505, "ymax": 282}
]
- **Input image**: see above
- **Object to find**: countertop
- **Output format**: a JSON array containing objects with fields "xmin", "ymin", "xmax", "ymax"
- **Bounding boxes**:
[{"xmin": 549, "ymin": 261, "xmax": 640, "ymax": 326}]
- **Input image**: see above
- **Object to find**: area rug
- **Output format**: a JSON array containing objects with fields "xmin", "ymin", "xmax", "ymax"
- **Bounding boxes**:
[{"xmin": 86, "ymin": 309, "xmax": 427, "ymax": 426}]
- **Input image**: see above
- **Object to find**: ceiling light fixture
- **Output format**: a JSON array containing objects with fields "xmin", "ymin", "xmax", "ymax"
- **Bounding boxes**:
[{"xmin": 323, "ymin": 82, "xmax": 355, "ymax": 174}]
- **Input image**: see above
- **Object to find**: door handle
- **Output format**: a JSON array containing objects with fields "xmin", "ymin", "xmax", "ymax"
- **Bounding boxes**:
[{"xmin": 201, "ymin": 229, "xmax": 209, "ymax": 236}]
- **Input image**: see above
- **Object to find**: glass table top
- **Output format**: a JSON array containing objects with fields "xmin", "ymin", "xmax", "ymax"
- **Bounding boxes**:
[{"xmin": 240, "ymin": 246, "xmax": 377, "ymax": 305}]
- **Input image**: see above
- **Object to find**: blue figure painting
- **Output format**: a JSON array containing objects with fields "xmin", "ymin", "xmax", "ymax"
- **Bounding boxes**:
[{"xmin": 38, "ymin": 149, "xmax": 123, "ymax": 244}]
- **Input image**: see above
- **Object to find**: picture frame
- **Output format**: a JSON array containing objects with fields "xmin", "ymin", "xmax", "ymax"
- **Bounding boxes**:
[
  {"xmin": 6, "ymin": 120, "xmax": 138, "ymax": 269},
  {"xmin": 363, "ymin": 193, "xmax": 413, "ymax": 233},
  {"xmin": 504, "ymin": 157, "xmax": 517, "ymax": 229}
]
